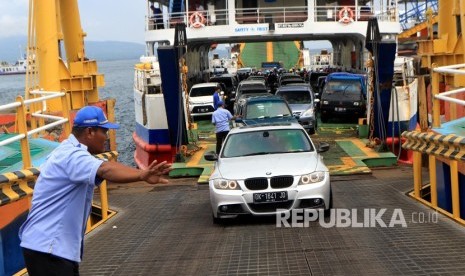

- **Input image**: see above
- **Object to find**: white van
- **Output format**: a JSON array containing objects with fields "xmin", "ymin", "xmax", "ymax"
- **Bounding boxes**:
[{"xmin": 188, "ymin": 82, "xmax": 223, "ymax": 116}]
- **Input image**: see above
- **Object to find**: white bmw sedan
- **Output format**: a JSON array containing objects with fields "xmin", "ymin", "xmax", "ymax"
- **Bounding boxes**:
[{"xmin": 205, "ymin": 122, "xmax": 331, "ymax": 223}]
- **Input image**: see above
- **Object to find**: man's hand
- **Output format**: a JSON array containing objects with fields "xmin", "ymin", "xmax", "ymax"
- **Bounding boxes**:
[{"xmin": 139, "ymin": 160, "xmax": 173, "ymax": 184}]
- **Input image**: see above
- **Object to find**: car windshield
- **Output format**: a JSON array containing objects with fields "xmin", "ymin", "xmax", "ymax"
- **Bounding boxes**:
[
  {"xmin": 324, "ymin": 80, "xmax": 361, "ymax": 98},
  {"xmin": 190, "ymin": 86, "xmax": 216, "ymax": 97},
  {"xmin": 278, "ymin": 91, "xmax": 311, "ymax": 104},
  {"xmin": 245, "ymin": 101, "xmax": 291, "ymax": 119},
  {"xmin": 222, "ymin": 129, "xmax": 314, "ymax": 157}
]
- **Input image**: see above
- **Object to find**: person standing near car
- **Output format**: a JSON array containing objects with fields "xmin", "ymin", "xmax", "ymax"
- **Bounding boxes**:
[
  {"xmin": 213, "ymin": 86, "xmax": 222, "ymax": 110},
  {"xmin": 19, "ymin": 106, "xmax": 172, "ymax": 275},
  {"xmin": 212, "ymin": 100, "xmax": 237, "ymax": 154}
]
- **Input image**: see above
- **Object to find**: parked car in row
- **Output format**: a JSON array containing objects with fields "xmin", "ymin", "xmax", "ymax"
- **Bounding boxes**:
[
  {"xmin": 188, "ymin": 82, "xmax": 223, "ymax": 117},
  {"xmin": 319, "ymin": 73, "xmax": 366, "ymax": 122},
  {"xmin": 235, "ymin": 94, "xmax": 295, "ymax": 126},
  {"xmin": 276, "ymin": 84, "xmax": 318, "ymax": 134},
  {"xmin": 205, "ymin": 123, "xmax": 331, "ymax": 223}
]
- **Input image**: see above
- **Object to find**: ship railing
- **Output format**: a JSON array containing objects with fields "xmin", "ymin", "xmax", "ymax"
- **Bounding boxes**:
[
  {"xmin": 235, "ymin": 6, "xmax": 308, "ymax": 24},
  {"xmin": 146, "ymin": 4, "xmax": 398, "ymax": 30},
  {"xmin": 134, "ymin": 66, "xmax": 161, "ymax": 94},
  {"xmin": 0, "ymin": 91, "xmax": 70, "ymax": 162},
  {"xmin": 0, "ymin": 90, "xmax": 116, "ymax": 232},
  {"xmin": 314, "ymin": 5, "xmax": 397, "ymax": 23},
  {"xmin": 402, "ymin": 63, "xmax": 465, "ymax": 225},
  {"xmin": 147, "ymin": 8, "xmax": 230, "ymax": 30}
]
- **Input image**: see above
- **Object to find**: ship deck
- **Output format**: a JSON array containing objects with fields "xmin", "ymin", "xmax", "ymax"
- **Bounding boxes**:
[{"xmin": 81, "ymin": 166, "xmax": 465, "ymax": 275}]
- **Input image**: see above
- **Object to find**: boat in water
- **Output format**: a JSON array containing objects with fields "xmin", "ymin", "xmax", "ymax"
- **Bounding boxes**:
[{"xmin": 0, "ymin": 57, "xmax": 27, "ymax": 75}]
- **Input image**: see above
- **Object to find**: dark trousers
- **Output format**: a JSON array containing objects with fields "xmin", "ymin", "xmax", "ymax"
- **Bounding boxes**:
[
  {"xmin": 22, "ymin": 247, "xmax": 80, "ymax": 276},
  {"xmin": 216, "ymin": 131, "xmax": 229, "ymax": 154}
]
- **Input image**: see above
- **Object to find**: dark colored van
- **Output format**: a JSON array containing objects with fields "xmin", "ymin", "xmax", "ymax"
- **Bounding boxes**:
[{"xmin": 320, "ymin": 73, "xmax": 366, "ymax": 122}]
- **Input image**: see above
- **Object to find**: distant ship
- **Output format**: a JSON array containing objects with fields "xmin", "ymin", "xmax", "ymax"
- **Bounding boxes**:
[{"xmin": 0, "ymin": 57, "xmax": 27, "ymax": 75}]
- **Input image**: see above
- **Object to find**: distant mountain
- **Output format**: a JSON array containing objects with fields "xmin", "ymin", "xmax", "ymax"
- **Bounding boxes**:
[{"xmin": 0, "ymin": 36, "xmax": 145, "ymax": 63}]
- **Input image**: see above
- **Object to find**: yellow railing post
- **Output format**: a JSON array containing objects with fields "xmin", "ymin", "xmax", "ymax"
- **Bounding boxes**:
[
  {"xmin": 60, "ymin": 90, "xmax": 71, "ymax": 137},
  {"xmin": 106, "ymin": 99, "xmax": 117, "ymax": 152},
  {"xmin": 16, "ymin": 96, "xmax": 32, "ymax": 169},
  {"xmin": 431, "ymin": 64, "xmax": 441, "ymax": 128},
  {"xmin": 450, "ymin": 160, "xmax": 460, "ymax": 219},
  {"xmin": 428, "ymin": 155, "xmax": 437, "ymax": 207},
  {"xmin": 99, "ymin": 181, "xmax": 109, "ymax": 220},
  {"xmin": 413, "ymin": 151, "xmax": 422, "ymax": 198}
]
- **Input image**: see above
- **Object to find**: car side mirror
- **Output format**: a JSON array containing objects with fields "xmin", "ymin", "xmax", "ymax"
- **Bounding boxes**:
[
  {"xmin": 204, "ymin": 151, "xmax": 218, "ymax": 161},
  {"xmin": 317, "ymin": 142, "xmax": 330, "ymax": 153},
  {"xmin": 314, "ymin": 98, "xmax": 320, "ymax": 103}
]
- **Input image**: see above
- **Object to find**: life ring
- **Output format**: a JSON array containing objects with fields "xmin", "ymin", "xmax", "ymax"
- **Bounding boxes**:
[
  {"xmin": 338, "ymin": 6, "xmax": 354, "ymax": 24},
  {"xmin": 189, "ymin": 11, "xmax": 206, "ymax": 28}
]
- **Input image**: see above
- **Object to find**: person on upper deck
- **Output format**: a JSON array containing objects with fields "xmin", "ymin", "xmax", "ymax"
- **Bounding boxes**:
[
  {"xmin": 19, "ymin": 106, "xmax": 172, "ymax": 276},
  {"xmin": 150, "ymin": 2, "xmax": 164, "ymax": 29}
]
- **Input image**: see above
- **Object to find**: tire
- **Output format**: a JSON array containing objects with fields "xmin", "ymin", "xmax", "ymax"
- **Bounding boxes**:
[
  {"xmin": 212, "ymin": 213, "xmax": 224, "ymax": 225},
  {"xmin": 324, "ymin": 188, "xmax": 333, "ymax": 217},
  {"xmin": 308, "ymin": 126, "xmax": 316, "ymax": 135}
]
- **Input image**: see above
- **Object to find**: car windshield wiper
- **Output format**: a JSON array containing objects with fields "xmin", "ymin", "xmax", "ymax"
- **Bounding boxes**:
[
  {"xmin": 242, "ymin": 152, "xmax": 270, "ymax": 156},
  {"xmin": 257, "ymin": 116, "xmax": 270, "ymax": 119}
]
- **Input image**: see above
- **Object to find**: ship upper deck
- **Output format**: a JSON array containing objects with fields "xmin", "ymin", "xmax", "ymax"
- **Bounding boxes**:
[{"xmin": 146, "ymin": 0, "xmax": 401, "ymax": 45}]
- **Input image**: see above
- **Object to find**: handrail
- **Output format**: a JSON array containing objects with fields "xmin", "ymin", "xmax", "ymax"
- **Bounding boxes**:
[
  {"xmin": 402, "ymin": 62, "xmax": 465, "ymax": 225},
  {"xmin": 0, "ymin": 91, "xmax": 70, "ymax": 167},
  {"xmin": 431, "ymin": 63, "xmax": 465, "ymax": 128},
  {"xmin": 146, "ymin": 4, "xmax": 398, "ymax": 30}
]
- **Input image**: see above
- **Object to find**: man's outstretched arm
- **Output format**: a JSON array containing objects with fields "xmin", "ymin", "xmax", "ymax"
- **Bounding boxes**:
[{"xmin": 97, "ymin": 160, "xmax": 172, "ymax": 184}]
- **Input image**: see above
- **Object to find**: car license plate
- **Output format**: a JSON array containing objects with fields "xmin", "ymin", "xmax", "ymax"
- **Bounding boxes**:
[
  {"xmin": 253, "ymin": 191, "xmax": 288, "ymax": 203},
  {"xmin": 335, "ymin": 107, "xmax": 346, "ymax": 112}
]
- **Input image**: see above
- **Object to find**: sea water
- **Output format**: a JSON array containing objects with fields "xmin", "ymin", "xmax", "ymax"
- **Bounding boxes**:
[{"xmin": 0, "ymin": 59, "xmax": 137, "ymax": 166}]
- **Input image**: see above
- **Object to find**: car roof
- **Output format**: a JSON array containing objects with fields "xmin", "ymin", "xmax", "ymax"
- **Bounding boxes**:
[
  {"xmin": 191, "ymin": 82, "xmax": 219, "ymax": 88},
  {"xmin": 240, "ymin": 80, "xmax": 265, "ymax": 85},
  {"xmin": 229, "ymin": 122, "xmax": 304, "ymax": 134},
  {"xmin": 277, "ymin": 85, "xmax": 311, "ymax": 92},
  {"xmin": 244, "ymin": 94, "xmax": 285, "ymax": 102},
  {"xmin": 210, "ymin": 74, "xmax": 234, "ymax": 79}
]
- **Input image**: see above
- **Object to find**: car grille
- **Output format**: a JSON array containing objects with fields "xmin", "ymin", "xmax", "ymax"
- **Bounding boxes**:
[
  {"xmin": 293, "ymin": 111, "xmax": 301, "ymax": 117},
  {"xmin": 248, "ymin": 201, "xmax": 294, "ymax": 213},
  {"xmin": 270, "ymin": 176, "xmax": 294, "ymax": 189},
  {"xmin": 244, "ymin": 178, "xmax": 268, "ymax": 190}
]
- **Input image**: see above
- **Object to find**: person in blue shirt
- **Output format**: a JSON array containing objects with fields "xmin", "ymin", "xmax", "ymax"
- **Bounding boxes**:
[
  {"xmin": 212, "ymin": 100, "xmax": 238, "ymax": 154},
  {"xmin": 213, "ymin": 87, "xmax": 222, "ymax": 110},
  {"xmin": 19, "ymin": 106, "xmax": 172, "ymax": 276}
]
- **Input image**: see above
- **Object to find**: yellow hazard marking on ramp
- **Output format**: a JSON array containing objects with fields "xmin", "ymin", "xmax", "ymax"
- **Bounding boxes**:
[{"xmin": 349, "ymin": 138, "xmax": 379, "ymax": 158}]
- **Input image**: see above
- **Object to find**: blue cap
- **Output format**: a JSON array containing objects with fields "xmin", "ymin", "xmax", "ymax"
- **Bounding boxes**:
[
  {"xmin": 217, "ymin": 100, "xmax": 224, "ymax": 107},
  {"xmin": 73, "ymin": 106, "xmax": 119, "ymax": 129}
]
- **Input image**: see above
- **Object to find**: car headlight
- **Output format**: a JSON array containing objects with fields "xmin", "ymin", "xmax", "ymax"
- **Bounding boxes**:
[
  {"xmin": 301, "ymin": 108, "xmax": 314, "ymax": 117},
  {"xmin": 299, "ymin": 172, "xmax": 325, "ymax": 185},
  {"xmin": 213, "ymin": 179, "xmax": 241, "ymax": 190},
  {"xmin": 322, "ymin": 101, "xmax": 329, "ymax": 105},
  {"xmin": 353, "ymin": 102, "xmax": 360, "ymax": 106}
]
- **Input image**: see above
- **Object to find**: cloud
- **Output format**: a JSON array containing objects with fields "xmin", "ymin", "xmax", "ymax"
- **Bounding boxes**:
[{"xmin": 0, "ymin": 15, "xmax": 27, "ymax": 38}]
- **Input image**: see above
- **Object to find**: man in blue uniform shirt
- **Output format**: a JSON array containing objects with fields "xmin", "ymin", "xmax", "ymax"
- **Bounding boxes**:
[
  {"xmin": 212, "ymin": 100, "xmax": 237, "ymax": 154},
  {"xmin": 19, "ymin": 106, "xmax": 172, "ymax": 276}
]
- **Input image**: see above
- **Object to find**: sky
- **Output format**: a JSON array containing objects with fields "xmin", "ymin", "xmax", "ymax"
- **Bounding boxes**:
[
  {"xmin": 0, "ymin": 0, "xmax": 146, "ymax": 43},
  {"xmin": 0, "ymin": 0, "xmax": 332, "ymax": 48}
]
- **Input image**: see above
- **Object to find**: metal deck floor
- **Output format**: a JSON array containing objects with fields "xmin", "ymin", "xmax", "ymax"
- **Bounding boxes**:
[{"xmin": 82, "ymin": 167, "xmax": 465, "ymax": 275}]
